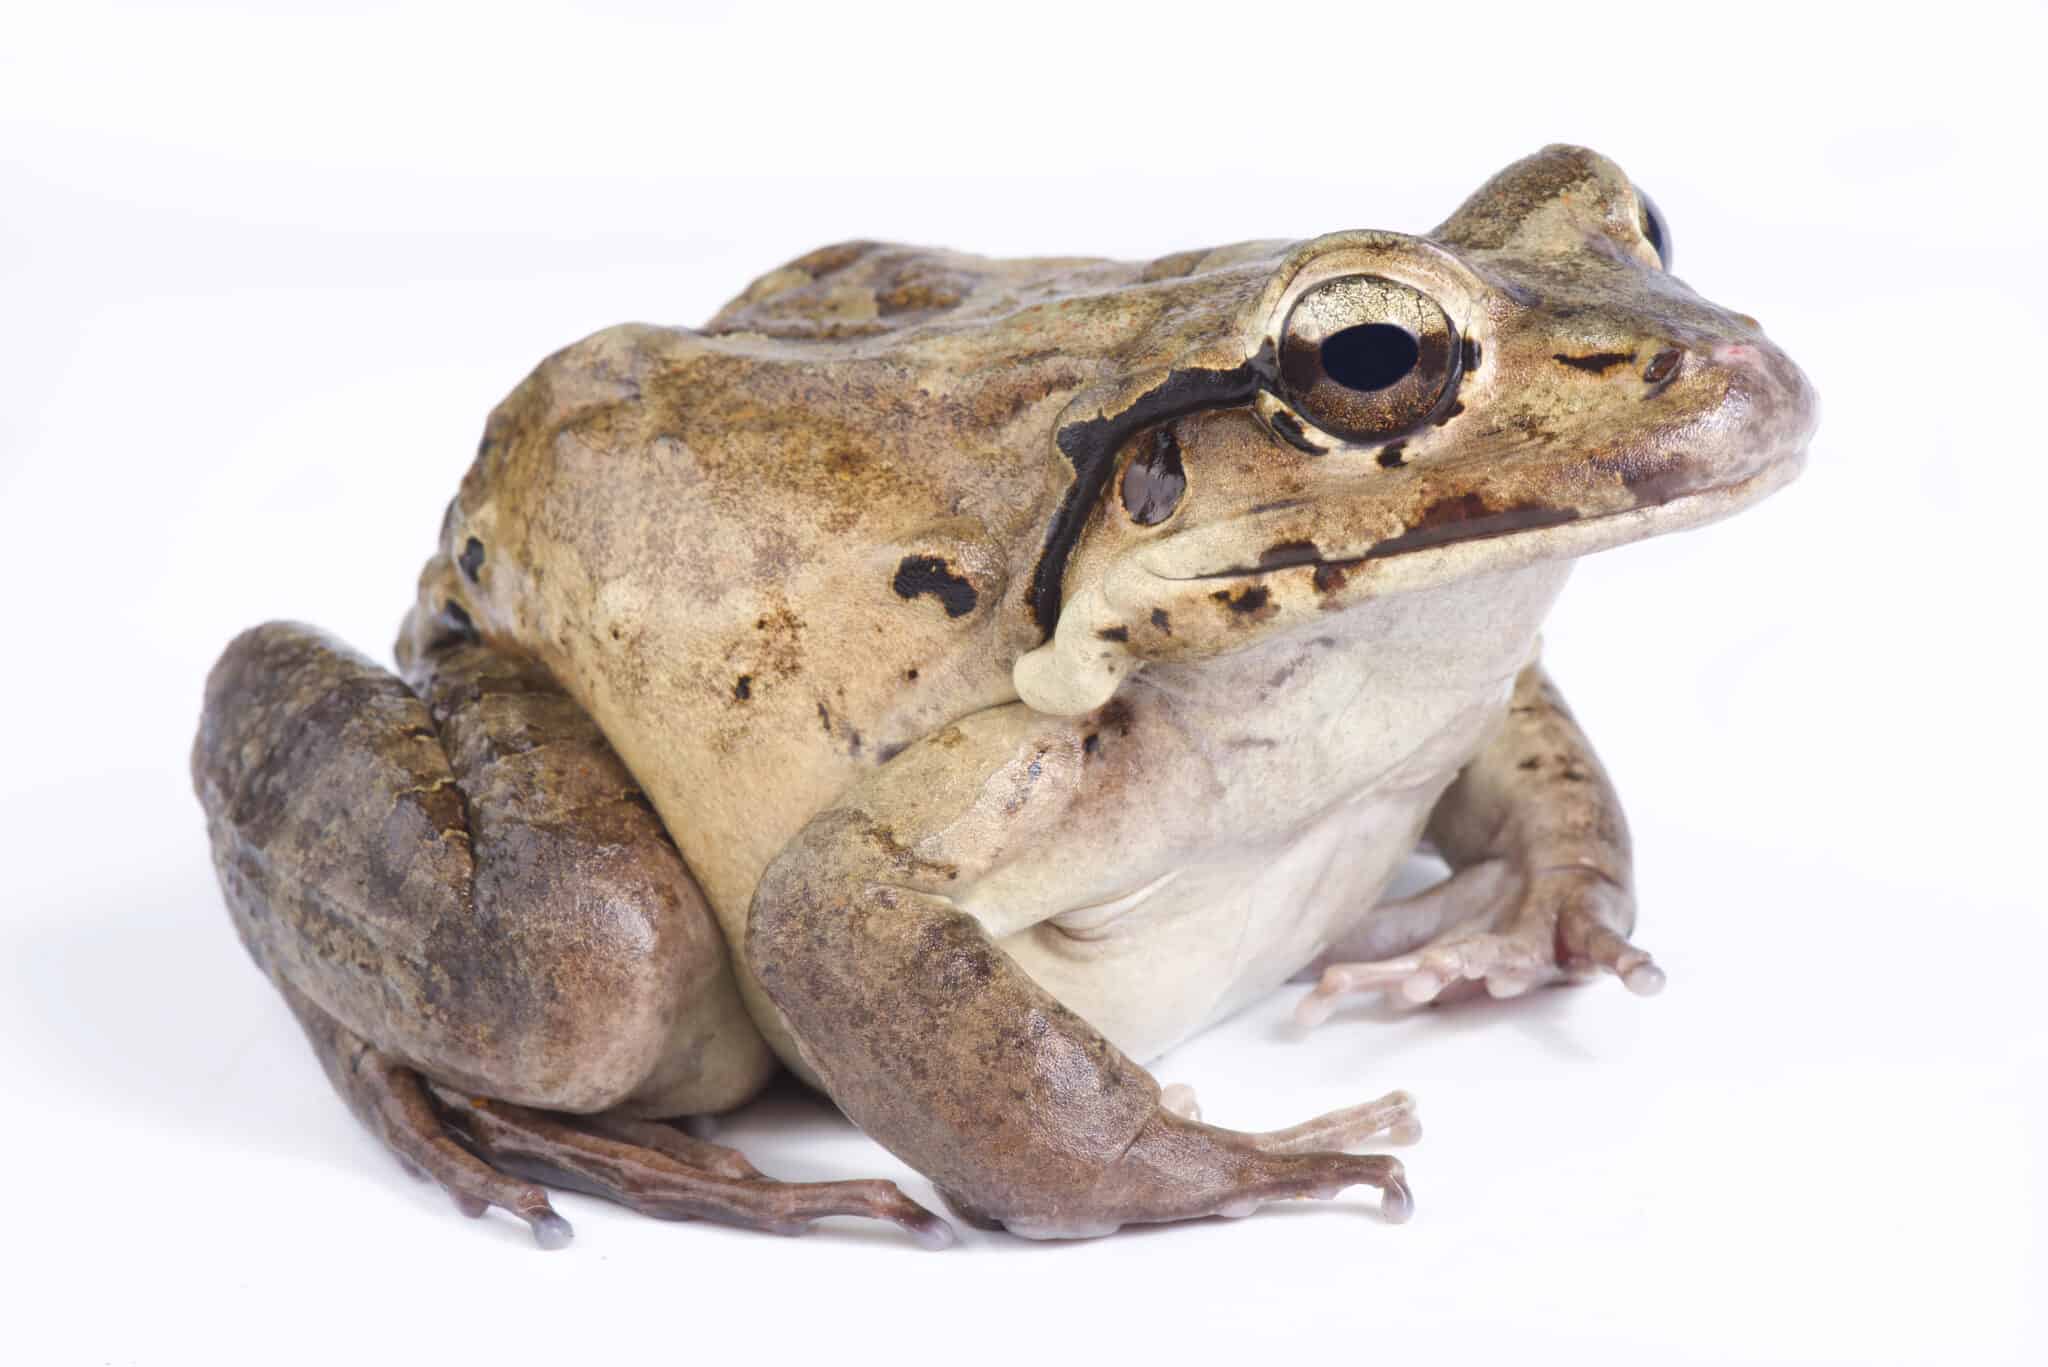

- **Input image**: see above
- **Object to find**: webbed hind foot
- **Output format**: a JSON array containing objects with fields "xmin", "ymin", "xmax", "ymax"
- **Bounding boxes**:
[{"xmin": 289, "ymin": 980, "xmax": 952, "ymax": 1250}]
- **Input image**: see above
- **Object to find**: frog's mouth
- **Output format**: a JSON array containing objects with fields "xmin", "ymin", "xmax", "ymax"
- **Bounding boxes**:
[
  {"xmin": 1017, "ymin": 472, "xmax": 1802, "ymax": 718},
  {"xmin": 1142, "ymin": 455, "xmax": 1805, "ymax": 593}
]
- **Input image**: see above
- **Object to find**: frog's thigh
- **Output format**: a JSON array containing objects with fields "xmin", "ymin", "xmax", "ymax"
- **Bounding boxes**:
[{"xmin": 194, "ymin": 623, "xmax": 775, "ymax": 1118}]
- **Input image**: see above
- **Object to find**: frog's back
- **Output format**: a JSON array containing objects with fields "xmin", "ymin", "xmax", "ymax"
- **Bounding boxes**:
[
  {"xmin": 422, "ymin": 237, "xmax": 1289, "ymax": 925},
  {"xmin": 701, "ymin": 239, "xmax": 1122, "ymax": 339}
]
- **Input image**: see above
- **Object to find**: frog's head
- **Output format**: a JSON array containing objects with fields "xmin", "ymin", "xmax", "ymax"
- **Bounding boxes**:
[{"xmin": 1015, "ymin": 144, "xmax": 1816, "ymax": 716}]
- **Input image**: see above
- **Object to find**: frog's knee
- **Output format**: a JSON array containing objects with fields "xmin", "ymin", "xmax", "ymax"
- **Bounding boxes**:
[
  {"xmin": 527, "ymin": 886, "xmax": 777, "ymax": 1118},
  {"xmin": 456, "ymin": 834, "xmax": 764, "ymax": 1115}
]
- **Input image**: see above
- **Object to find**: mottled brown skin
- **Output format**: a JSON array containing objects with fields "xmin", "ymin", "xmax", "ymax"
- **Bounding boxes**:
[
  {"xmin": 193, "ymin": 145, "xmax": 1816, "ymax": 1246},
  {"xmin": 197, "ymin": 623, "xmax": 951, "ymax": 1244},
  {"xmin": 198, "ymin": 623, "xmax": 767, "ymax": 1115}
]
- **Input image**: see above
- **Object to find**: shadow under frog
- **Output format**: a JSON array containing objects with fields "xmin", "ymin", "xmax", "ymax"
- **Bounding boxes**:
[{"xmin": 191, "ymin": 144, "xmax": 1816, "ymax": 1247}]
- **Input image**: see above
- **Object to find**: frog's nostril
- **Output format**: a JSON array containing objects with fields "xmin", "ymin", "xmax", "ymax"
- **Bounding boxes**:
[{"xmin": 1643, "ymin": 348, "xmax": 1684, "ymax": 384}]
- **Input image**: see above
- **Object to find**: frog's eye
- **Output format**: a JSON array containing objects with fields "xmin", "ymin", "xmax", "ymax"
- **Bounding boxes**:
[
  {"xmin": 1636, "ymin": 187, "xmax": 1673, "ymax": 270},
  {"xmin": 1277, "ymin": 275, "xmax": 1460, "ymax": 444}
]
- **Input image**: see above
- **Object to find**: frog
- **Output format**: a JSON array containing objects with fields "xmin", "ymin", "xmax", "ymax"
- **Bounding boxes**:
[{"xmin": 192, "ymin": 144, "xmax": 1816, "ymax": 1249}]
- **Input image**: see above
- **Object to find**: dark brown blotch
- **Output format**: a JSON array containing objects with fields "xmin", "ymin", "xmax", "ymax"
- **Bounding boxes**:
[
  {"xmin": 1592, "ymin": 448, "xmax": 1692, "ymax": 506},
  {"xmin": 733, "ymin": 675, "xmax": 753, "ymax": 701},
  {"xmin": 1258, "ymin": 539, "xmax": 1321, "ymax": 569},
  {"xmin": 1096, "ymin": 625, "xmax": 1129, "ymax": 643},
  {"xmin": 1210, "ymin": 585, "xmax": 1274, "ymax": 618},
  {"xmin": 1268, "ymin": 409, "xmax": 1320, "ymax": 455},
  {"xmin": 1150, "ymin": 607, "xmax": 1173, "ymax": 635},
  {"xmin": 892, "ymin": 555, "xmax": 978, "ymax": 617},
  {"xmin": 1553, "ymin": 351, "xmax": 1636, "ymax": 375},
  {"xmin": 458, "ymin": 537, "xmax": 485, "ymax": 582},
  {"xmin": 1377, "ymin": 441, "xmax": 1407, "ymax": 469}
]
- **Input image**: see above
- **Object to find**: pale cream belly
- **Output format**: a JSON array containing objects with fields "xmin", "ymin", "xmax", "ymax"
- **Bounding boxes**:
[
  {"xmin": 996, "ymin": 771, "xmax": 1454, "ymax": 1064},
  {"xmin": 983, "ymin": 562, "xmax": 1579, "ymax": 1064}
]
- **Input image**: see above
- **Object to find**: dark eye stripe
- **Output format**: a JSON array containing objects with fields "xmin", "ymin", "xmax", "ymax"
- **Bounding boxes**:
[{"xmin": 1028, "ymin": 346, "xmax": 1276, "ymax": 637}]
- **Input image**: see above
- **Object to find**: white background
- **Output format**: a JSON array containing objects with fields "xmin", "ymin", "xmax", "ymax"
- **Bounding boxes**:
[{"xmin": 4, "ymin": 3, "xmax": 2043, "ymax": 1363}]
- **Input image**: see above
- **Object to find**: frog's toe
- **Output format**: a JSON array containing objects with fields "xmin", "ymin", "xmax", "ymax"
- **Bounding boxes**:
[
  {"xmin": 426, "ymin": 1084, "xmax": 956, "ymax": 1249},
  {"xmin": 988, "ymin": 1091, "xmax": 1421, "ymax": 1238},
  {"xmin": 528, "ymin": 1210, "xmax": 577, "ymax": 1250},
  {"xmin": 1095, "ymin": 1105, "xmax": 1418, "ymax": 1232},
  {"xmin": 1299, "ymin": 878, "xmax": 1662, "ymax": 1020},
  {"xmin": 285, "ymin": 981, "xmax": 577, "ymax": 1249},
  {"xmin": 1248, "ymin": 1088, "xmax": 1421, "ymax": 1151},
  {"xmin": 1297, "ymin": 943, "xmax": 1505, "ymax": 1020},
  {"xmin": 1559, "ymin": 903, "xmax": 1664, "ymax": 995}
]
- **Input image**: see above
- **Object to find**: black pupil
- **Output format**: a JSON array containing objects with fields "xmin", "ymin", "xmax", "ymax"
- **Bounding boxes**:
[{"xmin": 1320, "ymin": 323, "xmax": 1420, "ymax": 392}]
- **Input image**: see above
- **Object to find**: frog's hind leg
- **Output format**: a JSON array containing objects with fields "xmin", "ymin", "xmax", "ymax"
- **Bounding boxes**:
[
  {"xmin": 276, "ymin": 972, "xmax": 951, "ymax": 1249},
  {"xmin": 194, "ymin": 621, "xmax": 949, "ymax": 1248},
  {"xmin": 420, "ymin": 1085, "xmax": 952, "ymax": 1246}
]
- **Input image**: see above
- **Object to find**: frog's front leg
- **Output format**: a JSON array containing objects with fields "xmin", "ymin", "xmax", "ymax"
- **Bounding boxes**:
[
  {"xmin": 748, "ymin": 705, "xmax": 1413, "ymax": 1238},
  {"xmin": 1298, "ymin": 659, "xmax": 1662, "ymax": 1023}
]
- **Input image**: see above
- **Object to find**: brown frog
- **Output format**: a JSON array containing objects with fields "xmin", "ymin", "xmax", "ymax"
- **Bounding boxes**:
[{"xmin": 192, "ymin": 145, "xmax": 1816, "ymax": 1248}]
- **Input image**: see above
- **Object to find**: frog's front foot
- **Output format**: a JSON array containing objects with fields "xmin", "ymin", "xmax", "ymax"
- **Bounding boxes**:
[
  {"xmin": 1296, "ymin": 863, "xmax": 1663, "ymax": 1025},
  {"xmin": 938, "ymin": 1088, "xmax": 1421, "ymax": 1236},
  {"xmin": 1030, "ymin": 1090, "xmax": 1420, "ymax": 1236}
]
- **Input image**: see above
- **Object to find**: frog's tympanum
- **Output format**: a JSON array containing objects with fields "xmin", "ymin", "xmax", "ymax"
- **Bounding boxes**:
[{"xmin": 194, "ymin": 146, "xmax": 1815, "ymax": 1248}]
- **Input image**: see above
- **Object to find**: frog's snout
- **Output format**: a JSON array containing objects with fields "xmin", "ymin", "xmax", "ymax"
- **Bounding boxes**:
[
  {"xmin": 1698, "ymin": 331, "xmax": 1820, "ymax": 477},
  {"xmin": 1568, "ymin": 320, "xmax": 1817, "ymax": 504},
  {"xmin": 1715, "ymin": 338, "xmax": 1821, "ymax": 449}
]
